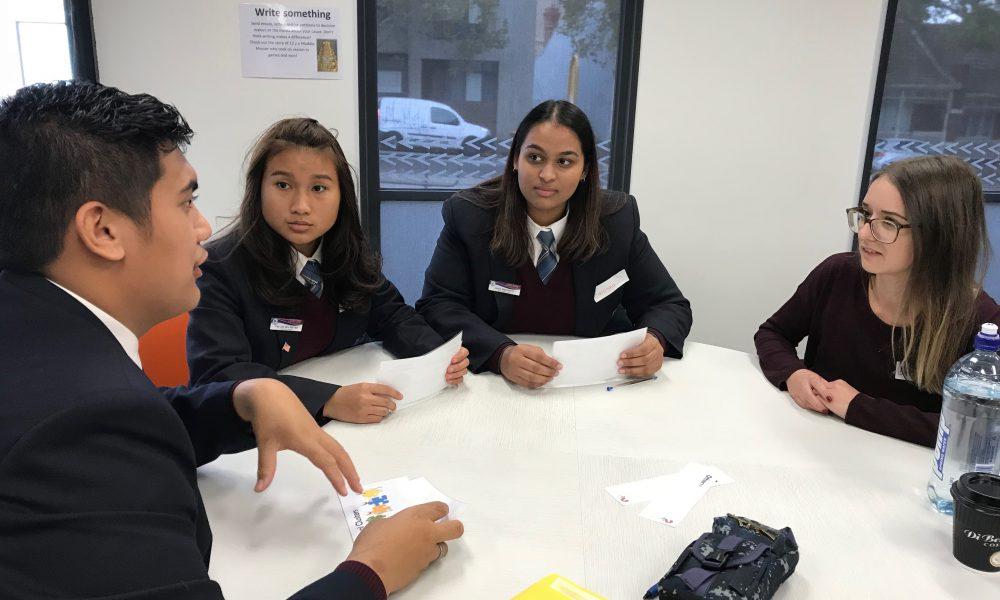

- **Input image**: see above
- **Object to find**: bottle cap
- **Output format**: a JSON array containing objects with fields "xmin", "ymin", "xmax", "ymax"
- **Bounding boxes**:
[{"xmin": 974, "ymin": 323, "xmax": 1000, "ymax": 352}]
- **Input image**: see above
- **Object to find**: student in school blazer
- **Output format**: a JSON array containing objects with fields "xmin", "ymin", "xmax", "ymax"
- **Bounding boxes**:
[
  {"xmin": 1, "ymin": 81, "xmax": 460, "ymax": 600},
  {"xmin": 188, "ymin": 232, "xmax": 445, "ymax": 418},
  {"xmin": 0, "ymin": 271, "xmax": 381, "ymax": 599},
  {"xmin": 188, "ymin": 118, "xmax": 468, "ymax": 425},
  {"xmin": 416, "ymin": 101, "xmax": 691, "ymax": 387},
  {"xmin": 418, "ymin": 186, "xmax": 692, "ymax": 370}
]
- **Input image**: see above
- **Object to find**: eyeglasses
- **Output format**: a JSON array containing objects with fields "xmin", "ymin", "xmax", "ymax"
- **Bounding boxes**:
[{"xmin": 846, "ymin": 207, "xmax": 912, "ymax": 244}]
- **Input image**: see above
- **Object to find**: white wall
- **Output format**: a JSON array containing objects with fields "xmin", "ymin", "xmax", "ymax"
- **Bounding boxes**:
[
  {"xmin": 91, "ymin": 0, "xmax": 359, "ymax": 232},
  {"xmin": 92, "ymin": 0, "xmax": 887, "ymax": 353},
  {"xmin": 630, "ymin": 1, "xmax": 887, "ymax": 352}
]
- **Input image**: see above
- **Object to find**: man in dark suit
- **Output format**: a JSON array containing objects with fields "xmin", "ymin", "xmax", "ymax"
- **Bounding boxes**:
[{"xmin": 0, "ymin": 81, "xmax": 461, "ymax": 599}]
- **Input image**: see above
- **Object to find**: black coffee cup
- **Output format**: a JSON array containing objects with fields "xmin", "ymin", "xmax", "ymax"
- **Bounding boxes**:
[{"xmin": 951, "ymin": 472, "xmax": 1000, "ymax": 572}]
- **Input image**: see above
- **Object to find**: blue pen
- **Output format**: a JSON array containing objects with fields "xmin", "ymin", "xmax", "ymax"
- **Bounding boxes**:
[{"xmin": 607, "ymin": 375, "xmax": 657, "ymax": 391}]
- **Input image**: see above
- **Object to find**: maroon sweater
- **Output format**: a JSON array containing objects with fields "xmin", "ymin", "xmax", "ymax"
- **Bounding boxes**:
[
  {"xmin": 754, "ymin": 252, "xmax": 1000, "ymax": 447},
  {"xmin": 292, "ymin": 291, "xmax": 337, "ymax": 363},
  {"xmin": 508, "ymin": 261, "xmax": 576, "ymax": 335},
  {"xmin": 485, "ymin": 260, "xmax": 668, "ymax": 373}
]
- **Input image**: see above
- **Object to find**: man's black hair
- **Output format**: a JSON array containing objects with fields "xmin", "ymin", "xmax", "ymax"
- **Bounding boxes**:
[{"xmin": 0, "ymin": 80, "xmax": 193, "ymax": 272}]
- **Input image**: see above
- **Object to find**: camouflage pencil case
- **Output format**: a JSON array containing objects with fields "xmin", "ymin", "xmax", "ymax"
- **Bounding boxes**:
[{"xmin": 643, "ymin": 514, "xmax": 799, "ymax": 600}]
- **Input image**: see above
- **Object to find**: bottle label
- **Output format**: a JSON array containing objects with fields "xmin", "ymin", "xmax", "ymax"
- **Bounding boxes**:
[
  {"xmin": 932, "ymin": 420, "xmax": 950, "ymax": 480},
  {"xmin": 969, "ymin": 427, "xmax": 1000, "ymax": 473}
]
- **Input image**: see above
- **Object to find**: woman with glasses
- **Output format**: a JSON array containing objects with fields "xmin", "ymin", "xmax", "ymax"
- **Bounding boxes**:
[
  {"xmin": 754, "ymin": 155, "xmax": 1000, "ymax": 447},
  {"xmin": 416, "ymin": 100, "xmax": 692, "ymax": 388}
]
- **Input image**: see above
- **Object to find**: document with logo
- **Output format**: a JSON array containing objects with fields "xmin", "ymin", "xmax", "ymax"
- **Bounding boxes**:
[
  {"xmin": 338, "ymin": 476, "xmax": 463, "ymax": 540},
  {"xmin": 376, "ymin": 332, "xmax": 462, "ymax": 409},
  {"xmin": 548, "ymin": 328, "xmax": 647, "ymax": 388},
  {"xmin": 603, "ymin": 463, "xmax": 733, "ymax": 527},
  {"xmin": 605, "ymin": 463, "xmax": 733, "ymax": 506}
]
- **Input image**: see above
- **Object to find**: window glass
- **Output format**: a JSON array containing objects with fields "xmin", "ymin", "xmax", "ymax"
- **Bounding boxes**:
[
  {"xmin": 873, "ymin": 1, "xmax": 1000, "ymax": 192},
  {"xmin": 375, "ymin": 0, "xmax": 622, "ymax": 190},
  {"xmin": 1, "ymin": 0, "xmax": 72, "ymax": 99}
]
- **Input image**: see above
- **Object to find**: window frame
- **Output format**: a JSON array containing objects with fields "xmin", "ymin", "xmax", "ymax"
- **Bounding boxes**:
[
  {"xmin": 64, "ymin": 0, "xmax": 98, "ymax": 82},
  {"xmin": 357, "ymin": 0, "xmax": 645, "ymax": 249},
  {"xmin": 860, "ymin": 0, "xmax": 1000, "ymax": 206}
]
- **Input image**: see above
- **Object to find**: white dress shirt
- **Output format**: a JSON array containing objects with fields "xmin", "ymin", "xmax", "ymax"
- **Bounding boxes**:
[
  {"xmin": 48, "ymin": 279, "xmax": 142, "ymax": 368},
  {"xmin": 527, "ymin": 209, "xmax": 569, "ymax": 266}
]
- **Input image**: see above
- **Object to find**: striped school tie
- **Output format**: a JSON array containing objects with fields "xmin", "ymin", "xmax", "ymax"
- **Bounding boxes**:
[
  {"xmin": 301, "ymin": 259, "xmax": 324, "ymax": 298},
  {"xmin": 536, "ymin": 229, "xmax": 558, "ymax": 285}
]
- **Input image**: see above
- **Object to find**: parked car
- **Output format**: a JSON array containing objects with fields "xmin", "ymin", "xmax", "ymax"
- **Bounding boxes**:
[{"xmin": 378, "ymin": 97, "xmax": 490, "ymax": 153}]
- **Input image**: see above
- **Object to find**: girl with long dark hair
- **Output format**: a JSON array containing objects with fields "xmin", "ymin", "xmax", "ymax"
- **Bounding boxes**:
[
  {"xmin": 187, "ymin": 118, "xmax": 468, "ymax": 423},
  {"xmin": 755, "ymin": 155, "xmax": 1000, "ymax": 446},
  {"xmin": 417, "ymin": 100, "xmax": 692, "ymax": 388}
]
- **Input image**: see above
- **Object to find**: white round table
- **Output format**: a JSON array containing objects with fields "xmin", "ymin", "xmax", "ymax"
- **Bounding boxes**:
[{"xmin": 199, "ymin": 338, "xmax": 994, "ymax": 598}]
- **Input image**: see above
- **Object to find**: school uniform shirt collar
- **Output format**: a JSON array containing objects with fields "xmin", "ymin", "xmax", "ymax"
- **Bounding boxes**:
[
  {"xmin": 527, "ymin": 207, "xmax": 569, "ymax": 264},
  {"xmin": 293, "ymin": 241, "xmax": 324, "ymax": 286},
  {"xmin": 47, "ymin": 279, "xmax": 142, "ymax": 368}
]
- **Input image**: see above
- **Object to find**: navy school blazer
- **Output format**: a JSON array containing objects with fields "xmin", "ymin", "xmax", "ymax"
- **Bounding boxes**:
[
  {"xmin": 0, "ymin": 270, "xmax": 374, "ymax": 599},
  {"xmin": 415, "ymin": 187, "xmax": 693, "ymax": 372},
  {"xmin": 187, "ymin": 233, "xmax": 445, "ymax": 417}
]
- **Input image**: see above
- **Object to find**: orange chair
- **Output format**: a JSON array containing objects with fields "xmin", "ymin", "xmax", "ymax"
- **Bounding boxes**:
[{"xmin": 139, "ymin": 312, "xmax": 190, "ymax": 387}]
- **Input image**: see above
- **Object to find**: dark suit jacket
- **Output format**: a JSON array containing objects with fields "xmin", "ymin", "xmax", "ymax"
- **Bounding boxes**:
[
  {"xmin": 416, "ymin": 188, "xmax": 693, "ymax": 372},
  {"xmin": 0, "ymin": 271, "xmax": 375, "ymax": 599},
  {"xmin": 187, "ymin": 234, "xmax": 445, "ymax": 417}
]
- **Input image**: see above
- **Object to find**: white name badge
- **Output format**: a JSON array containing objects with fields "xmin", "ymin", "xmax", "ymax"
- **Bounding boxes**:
[
  {"xmin": 894, "ymin": 360, "xmax": 912, "ymax": 382},
  {"xmin": 488, "ymin": 280, "xmax": 522, "ymax": 296},
  {"xmin": 270, "ymin": 318, "xmax": 304, "ymax": 332},
  {"xmin": 594, "ymin": 269, "xmax": 629, "ymax": 303}
]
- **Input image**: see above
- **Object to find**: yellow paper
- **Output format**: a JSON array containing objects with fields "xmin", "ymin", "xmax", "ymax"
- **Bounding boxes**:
[{"xmin": 512, "ymin": 574, "xmax": 606, "ymax": 600}]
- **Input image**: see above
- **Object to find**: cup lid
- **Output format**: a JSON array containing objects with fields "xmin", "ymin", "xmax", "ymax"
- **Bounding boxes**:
[{"xmin": 951, "ymin": 472, "xmax": 1000, "ymax": 510}]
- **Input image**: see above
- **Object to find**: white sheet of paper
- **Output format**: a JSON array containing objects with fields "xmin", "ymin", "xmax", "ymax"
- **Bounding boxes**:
[
  {"xmin": 376, "ymin": 333, "xmax": 462, "ymax": 408},
  {"xmin": 639, "ymin": 479, "xmax": 711, "ymax": 527},
  {"xmin": 407, "ymin": 477, "xmax": 467, "ymax": 520},
  {"xmin": 605, "ymin": 473, "xmax": 681, "ymax": 506},
  {"xmin": 605, "ymin": 463, "xmax": 732, "ymax": 506},
  {"xmin": 548, "ymin": 328, "xmax": 647, "ymax": 388},
  {"xmin": 682, "ymin": 463, "xmax": 734, "ymax": 487},
  {"xmin": 638, "ymin": 463, "xmax": 734, "ymax": 527},
  {"xmin": 339, "ymin": 476, "xmax": 461, "ymax": 540}
]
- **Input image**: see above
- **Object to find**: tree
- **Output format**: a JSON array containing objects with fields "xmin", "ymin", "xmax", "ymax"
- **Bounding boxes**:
[
  {"xmin": 899, "ymin": 0, "xmax": 1000, "ymax": 50},
  {"xmin": 557, "ymin": 0, "xmax": 620, "ymax": 65},
  {"xmin": 376, "ymin": 0, "xmax": 508, "ymax": 57}
]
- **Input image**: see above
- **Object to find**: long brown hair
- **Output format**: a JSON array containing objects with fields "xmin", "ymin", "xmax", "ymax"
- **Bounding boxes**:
[
  {"xmin": 232, "ymin": 117, "xmax": 381, "ymax": 310},
  {"xmin": 874, "ymin": 155, "xmax": 990, "ymax": 392},
  {"xmin": 485, "ymin": 100, "xmax": 606, "ymax": 266}
]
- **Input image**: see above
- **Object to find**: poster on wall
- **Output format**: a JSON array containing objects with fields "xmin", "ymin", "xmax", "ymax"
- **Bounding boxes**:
[{"xmin": 239, "ymin": 3, "xmax": 341, "ymax": 79}]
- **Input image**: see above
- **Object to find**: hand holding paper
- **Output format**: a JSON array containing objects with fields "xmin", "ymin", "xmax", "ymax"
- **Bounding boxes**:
[
  {"xmin": 445, "ymin": 345, "xmax": 470, "ymax": 385},
  {"xmin": 618, "ymin": 333, "xmax": 665, "ymax": 377},
  {"xmin": 324, "ymin": 382, "xmax": 402, "ymax": 424},
  {"xmin": 339, "ymin": 476, "xmax": 464, "ymax": 540},
  {"xmin": 345, "ymin": 494, "xmax": 464, "ymax": 594},
  {"xmin": 549, "ymin": 328, "xmax": 648, "ymax": 388},
  {"xmin": 500, "ymin": 344, "xmax": 562, "ymax": 389},
  {"xmin": 376, "ymin": 333, "xmax": 463, "ymax": 409}
]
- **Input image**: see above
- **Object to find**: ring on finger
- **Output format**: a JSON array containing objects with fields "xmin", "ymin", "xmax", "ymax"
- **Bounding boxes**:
[{"xmin": 437, "ymin": 542, "xmax": 448, "ymax": 560}]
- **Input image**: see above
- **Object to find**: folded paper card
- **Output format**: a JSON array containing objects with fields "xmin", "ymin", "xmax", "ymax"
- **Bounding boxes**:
[
  {"xmin": 338, "ymin": 476, "xmax": 463, "ymax": 540},
  {"xmin": 549, "ymin": 328, "xmax": 647, "ymax": 388},
  {"xmin": 606, "ymin": 463, "xmax": 733, "ymax": 527},
  {"xmin": 376, "ymin": 332, "xmax": 462, "ymax": 408}
]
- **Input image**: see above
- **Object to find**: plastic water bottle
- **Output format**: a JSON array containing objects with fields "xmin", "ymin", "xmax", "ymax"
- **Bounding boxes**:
[{"xmin": 927, "ymin": 323, "xmax": 1000, "ymax": 514}]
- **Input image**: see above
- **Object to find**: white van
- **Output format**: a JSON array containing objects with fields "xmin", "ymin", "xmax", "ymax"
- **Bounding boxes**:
[{"xmin": 378, "ymin": 97, "xmax": 489, "ymax": 151}]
